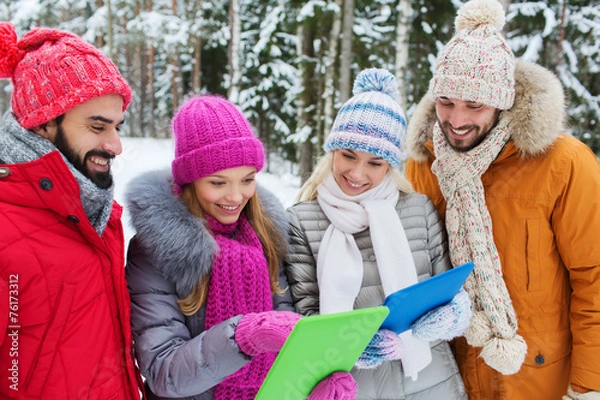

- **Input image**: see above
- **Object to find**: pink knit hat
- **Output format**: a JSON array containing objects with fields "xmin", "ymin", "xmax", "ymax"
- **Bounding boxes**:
[
  {"xmin": 429, "ymin": 0, "xmax": 515, "ymax": 110},
  {"xmin": 0, "ymin": 22, "xmax": 132, "ymax": 129},
  {"xmin": 171, "ymin": 96, "xmax": 265, "ymax": 191}
]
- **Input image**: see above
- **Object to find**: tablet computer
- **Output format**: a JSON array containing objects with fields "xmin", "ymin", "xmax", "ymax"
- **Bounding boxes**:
[
  {"xmin": 381, "ymin": 262, "xmax": 474, "ymax": 334},
  {"xmin": 255, "ymin": 306, "xmax": 389, "ymax": 400}
]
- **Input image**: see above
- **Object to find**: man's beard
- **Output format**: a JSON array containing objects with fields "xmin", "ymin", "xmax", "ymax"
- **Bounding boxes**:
[
  {"xmin": 438, "ymin": 121, "xmax": 488, "ymax": 152},
  {"xmin": 437, "ymin": 109, "xmax": 501, "ymax": 153},
  {"xmin": 54, "ymin": 125, "xmax": 115, "ymax": 189}
]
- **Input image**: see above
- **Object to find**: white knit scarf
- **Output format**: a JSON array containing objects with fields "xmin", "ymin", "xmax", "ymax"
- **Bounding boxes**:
[
  {"xmin": 432, "ymin": 120, "xmax": 527, "ymax": 375},
  {"xmin": 316, "ymin": 174, "xmax": 431, "ymax": 379}
]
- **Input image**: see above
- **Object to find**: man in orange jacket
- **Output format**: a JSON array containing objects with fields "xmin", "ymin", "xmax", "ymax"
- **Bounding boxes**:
[
  {"xmin": 404, "ymin": 0, "xmax": 600, "ymax": 399},
  {"xmin": 0, "ymin": 23, "xmax": 141, "ymax": 399}
]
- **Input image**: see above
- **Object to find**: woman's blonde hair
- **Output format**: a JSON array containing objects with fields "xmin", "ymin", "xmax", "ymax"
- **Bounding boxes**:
[
  {"xmin": 296, "ymin": 151, "xmax": 414, "ymax": 202},
  {"xmin": 177, "ymin": 183, "xmax": 286, "ymax": 316}
]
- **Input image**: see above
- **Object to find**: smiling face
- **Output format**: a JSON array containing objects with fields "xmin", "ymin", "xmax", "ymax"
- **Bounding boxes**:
[
  {"xmin": 192, "ymin": 166, "xmax": 257, "ymax": 225},
  {"xmin": 332, "ymin": 149, "xmax": 390, "ymax": 196},
  {"xmin": 435, "ymin": 97, "xmax": 500, "ymax": 152},
  {"xmin": 34, "ymin": 94, "xmax": 125, "ymax": 189}
]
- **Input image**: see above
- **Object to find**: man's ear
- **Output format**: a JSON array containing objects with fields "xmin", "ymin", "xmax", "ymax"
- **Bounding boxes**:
[{"xmin": 32, "ymin": 120, "xmax": 58, "ymax": 141}]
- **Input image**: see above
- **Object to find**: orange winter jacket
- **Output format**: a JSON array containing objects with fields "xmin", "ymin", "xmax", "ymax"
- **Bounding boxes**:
[{"xmin": 405, "ymin": 60, "xmax": 600, "ymax": 400}]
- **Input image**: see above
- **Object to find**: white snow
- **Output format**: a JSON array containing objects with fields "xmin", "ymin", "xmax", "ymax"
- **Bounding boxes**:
[{"xmin": 113, "ymin": 137, "xmax": 301, "ymax": 245}]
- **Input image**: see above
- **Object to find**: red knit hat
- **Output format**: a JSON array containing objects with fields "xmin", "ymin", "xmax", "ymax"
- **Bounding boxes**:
[{"xmin": 0, "ymin": 22, "xmax": 132, "ymax": 129}]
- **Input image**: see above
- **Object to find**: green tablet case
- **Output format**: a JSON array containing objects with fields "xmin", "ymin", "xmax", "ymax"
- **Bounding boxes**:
[{"xmin": 255, "ymin": 306, "xmax": 390, "ymax": 400}]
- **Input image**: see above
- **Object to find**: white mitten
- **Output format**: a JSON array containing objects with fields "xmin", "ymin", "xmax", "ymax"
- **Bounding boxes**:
[
  {"xmin": 562, "ymin": 386, "xmax": 600, "ymax": 400},
  {"xmin": 412, "ymin": 288, "xmax": 472, "ymax": 342}
]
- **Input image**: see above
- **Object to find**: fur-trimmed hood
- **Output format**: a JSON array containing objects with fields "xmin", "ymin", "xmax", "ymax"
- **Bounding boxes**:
[
  {"xmin": 125, "ymin": 168, "xmax": 289, "ymax": 297},
  {"xmin": 406, "ymin": 60, "xmax": 567, "ymax": 161}
]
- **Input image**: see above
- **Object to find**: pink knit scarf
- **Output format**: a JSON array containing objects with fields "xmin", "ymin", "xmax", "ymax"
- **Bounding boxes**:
[{"xmin": 204, "ymin": 214, "xmax": 275, "ymax": 400}]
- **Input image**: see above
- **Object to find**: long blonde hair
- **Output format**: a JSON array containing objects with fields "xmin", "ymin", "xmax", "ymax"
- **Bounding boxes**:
[
  {"xmin": 296, "ymin": 151, "xmax": 414, "ymax": 202},
  {"xmin": 177, "ymin": 183, "xmax": 286, "ymax": 316}
]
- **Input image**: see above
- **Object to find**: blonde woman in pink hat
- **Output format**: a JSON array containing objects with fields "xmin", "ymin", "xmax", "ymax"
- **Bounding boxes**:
[
  {"xmin": 125, "ymin": 95, "xmax": 357, "ymax": 400},
  {"xmin": 405, "ymin": 0, "xmax": 600, "ymax": 399},
  {"xmin": 0, "ymin": 23, "xmax": 141, "ymax": 399}
]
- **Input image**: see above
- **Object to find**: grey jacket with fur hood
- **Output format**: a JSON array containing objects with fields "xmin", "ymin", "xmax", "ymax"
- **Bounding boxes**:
[{"xmin": 125, "ymin": 169, "xmax": 293, "ymax": 400}]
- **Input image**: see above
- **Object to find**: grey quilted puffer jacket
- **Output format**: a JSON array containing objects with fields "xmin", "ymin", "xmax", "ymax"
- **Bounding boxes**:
[
  {"xmin": 285, "ymin": 191, "xmax": 467, "ymax": 400},
  {"xmin": 125, "ymin": 169, "xmax": 294, "ymax": 399}
]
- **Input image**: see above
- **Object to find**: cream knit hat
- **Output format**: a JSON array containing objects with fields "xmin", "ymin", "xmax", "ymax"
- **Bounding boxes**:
[{"xmin": 429, "ymin": 0, "xmax": 515, "ymax": 110}]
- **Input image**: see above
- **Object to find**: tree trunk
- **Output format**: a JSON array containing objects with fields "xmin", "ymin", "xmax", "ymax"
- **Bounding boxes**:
[
  {"xmin": 228, "ymin": 0, "xmax": 242, "ymax": 103},
  {"xmin": 124, "ymin": 38, "xmax": 134, "ymax": 136},
  {"xmin": 189, "ymin": 0, "xmax": 203, "ymax": 94},
  {"xmin": 193, "ymin": 34, "xmax": 202, "ymax": 94},
  {"xmin": 322, "ymin": 0, "xmax": 343, "ymax": 142},
  {"xmin": 170, "ymin": 61, "xmax": 181, "ymax": 112},
  {"xmin": 106, "ymin": 0, "xmax": 114, "ymax": 60},
  {"xmin": 314, "ymin": 13, "xmax": 329, "ymax": 158},
  {"xmin": 394, "ymin": 0, "xmax": 412, "ymax": 110},
  {"xmin": 296, "ymin": 22, "xmax": 317, "ymax": 185},
  {"xmin": 557, "ymin": 0, "xmax": 568, "ymax": 67},
  {"xmin": 170, "ymin": 0, "xmax": 182, "ymax": 113},
  {"xmin": 95, "ymin": 0, "xmax": 104, "ymax": 48},
  {"xmin": 339, "ymin": 0, "xmax": 355, "ymax": 103},
  {"xmin": 148, "ymin": 44, "xmax": 157, "ymax": 137},
  {"xmin": 142, "ymin": 0, "xmax": 156, "ymax": 138},
  {"xmin": 132, "ymin": 43, "xmax": 142, "ymax": 137}
]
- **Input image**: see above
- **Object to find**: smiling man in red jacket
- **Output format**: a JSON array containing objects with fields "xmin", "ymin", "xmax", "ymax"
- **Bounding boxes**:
[{"xmin": 0, "ymin": 22, "xmax": 141, "ymax": 399}]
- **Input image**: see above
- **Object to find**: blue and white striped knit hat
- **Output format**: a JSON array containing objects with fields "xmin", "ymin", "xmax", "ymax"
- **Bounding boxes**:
[{"xmin": 324, "ymin": 68, "xmax": 406, "ymax": 168}]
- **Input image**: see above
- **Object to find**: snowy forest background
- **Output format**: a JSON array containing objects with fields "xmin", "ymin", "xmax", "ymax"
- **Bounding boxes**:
[{"xmin": 1, "ymin": 0, "xmax": 599, "ymax": 182}]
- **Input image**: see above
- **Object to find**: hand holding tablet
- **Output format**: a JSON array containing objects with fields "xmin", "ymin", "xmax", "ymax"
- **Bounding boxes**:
[
  {"xmin": 256, "ymin": 262, "xmax": 474, "ymax": 400},
  {"xmin": 381, "ymin": 262, "xmax": 475, "ymax": 334}
]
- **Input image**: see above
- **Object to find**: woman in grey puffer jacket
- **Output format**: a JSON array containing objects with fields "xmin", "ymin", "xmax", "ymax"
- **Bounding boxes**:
[
  {"xmin": 284, "ymin": 69, "xmax": 469, "ymax": 400},
  {"xmin": 126, "ymin": 96, "xmax": 356, "ymax": 400},
  {"xmin": 126, "ymin": 170, "xmax": 293, "ymax": 400}
]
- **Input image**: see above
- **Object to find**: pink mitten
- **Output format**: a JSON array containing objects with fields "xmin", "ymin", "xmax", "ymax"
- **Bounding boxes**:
[
  {"xmin": 307, "ymin": 371, "xmax": 357, "ymax": 400},
  {"xmin": 235, "ymin": 311, "xmax": 302, "ymax": 356}
]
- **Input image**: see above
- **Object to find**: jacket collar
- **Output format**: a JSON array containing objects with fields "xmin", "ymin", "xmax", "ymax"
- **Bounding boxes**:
[{"xmin": 406, "ymin": 60, "xmax": 567, "ymax": 162}]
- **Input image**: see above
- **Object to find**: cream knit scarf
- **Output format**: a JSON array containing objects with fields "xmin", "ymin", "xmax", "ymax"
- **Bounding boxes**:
[
  {"xmin": 432, "ymin": 120, "xmax": 527, "ymax": 375},
  {"xmin": 317, "ymin": 174, "xmax": 431, "ymax": 379}
]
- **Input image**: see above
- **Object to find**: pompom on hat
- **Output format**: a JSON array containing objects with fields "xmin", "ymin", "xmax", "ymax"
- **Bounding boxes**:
[
  {"xmin": 0, "ymin": 22, "xmax": 132, "ymax": 129},
  {"xmin": 171, "ymin": 96, "xmax": 265, "ymax": 192},
  {"xmin": 429, "ymin": 0, "xmax": 515, "ymax": 110},
  {"xmin": 324, "ymin": 68, "xmax": 406, "ymax": 168}
]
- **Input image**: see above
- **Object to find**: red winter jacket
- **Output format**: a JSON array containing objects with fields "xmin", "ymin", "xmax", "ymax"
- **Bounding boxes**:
[{"xmin": 0, "ymin": 151, "xmax": 141, "ymax": 399}]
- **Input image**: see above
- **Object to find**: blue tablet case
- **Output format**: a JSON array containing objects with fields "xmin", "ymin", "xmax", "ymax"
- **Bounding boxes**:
[
  {"xmin": 255, "ymin": 306, "xmax": 389, "ymax": 400},
  {"xmin": 381, "ymin": 262, "xmax": 474, "ymax": 334}
]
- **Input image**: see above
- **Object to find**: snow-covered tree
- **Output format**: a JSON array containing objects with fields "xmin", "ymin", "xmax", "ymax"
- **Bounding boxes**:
[{"xmin": 1, "ymin": 0, "xmax": 598, "ymax": 156}]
